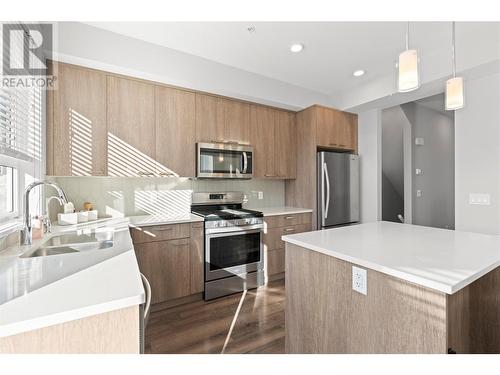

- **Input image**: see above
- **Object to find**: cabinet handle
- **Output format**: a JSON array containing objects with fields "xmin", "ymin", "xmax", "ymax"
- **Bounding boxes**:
[
  {"xmin": 283, "ymin": 227, "xmax": 295, "ymax": 232},
  {"xmin": 172, "ymin": 239, "xmax": 189, "ymax": 246},
  {"xmin": 265, "ymin": 174, "xmax": 276, "ymax": 177},
  {"xmin": 154, "ymin": 227, "xmax": 173, "ymax": 232},
  {"xmin": 328, "ymin": 143, "xmax": 339, "ymax": 146},
  {"xmin": 284, "ymin": 216, "xmax": 294, "ymax": 220}
]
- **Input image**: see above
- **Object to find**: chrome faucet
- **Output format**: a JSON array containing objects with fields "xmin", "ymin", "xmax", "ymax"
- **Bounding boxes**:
[{"xmin": 21, "ymin": 181, "xmax": 68, "ymax": 245}]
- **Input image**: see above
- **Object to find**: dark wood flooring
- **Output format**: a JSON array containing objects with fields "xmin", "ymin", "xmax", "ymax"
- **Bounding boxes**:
[{"xmin": 145, "ymin": 279, "xmax": 285, "ymax": 354}]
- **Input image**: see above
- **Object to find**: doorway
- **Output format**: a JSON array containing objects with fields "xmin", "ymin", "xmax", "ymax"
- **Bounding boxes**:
[{"xmin": 381, "ymin": 93, "xmax": 455, "ymax": 229}]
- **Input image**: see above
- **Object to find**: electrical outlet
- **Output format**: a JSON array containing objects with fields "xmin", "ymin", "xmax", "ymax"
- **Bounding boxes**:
[
  {"xmin": 352, "ymin": 266, "xmax": 367, "ymax": 295},
  {"xmin": 469, "ymin": 193, "xmax": 490, "ymax": 205},
  {"xmin": 416, "ymin": 189, "xmax": 422, "ymax": 198},
  {"xmin": 258, "ymin": 191, "xmax": 264, "ymax": 200}
]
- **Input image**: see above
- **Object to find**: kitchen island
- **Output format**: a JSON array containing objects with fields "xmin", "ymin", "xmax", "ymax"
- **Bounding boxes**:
[{"xmin": 282, "ymin": 221, "xmax": 500, "ymax": 354}]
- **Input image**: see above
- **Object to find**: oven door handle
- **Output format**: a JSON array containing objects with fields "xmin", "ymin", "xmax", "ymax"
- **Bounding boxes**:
[
  {"xmin": 205, "ymin": 224, "xmax": 263, "ymax": 235},
  {"xmin": 242, "ymin": 151, "xmax": 248, "ymax": 174}
]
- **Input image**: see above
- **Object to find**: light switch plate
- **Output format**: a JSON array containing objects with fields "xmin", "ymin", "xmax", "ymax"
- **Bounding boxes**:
[
  {"xmin": 469, "ymin": 193, "xmax": 491, "ymax": 205},
  {"xmin": 416, "ymin": 189, "xmax": 422, "ymax": 198},
  {"xmin": 352, "ymin": 266, "xmax": 367, "ymax": 295},
  {"xmin": 415, "ymin": 168, "xmax": 422, "ymax": 175},
  {"xmin": 415, "ymin": 137, "xmax": 425, "ymax": 146}
]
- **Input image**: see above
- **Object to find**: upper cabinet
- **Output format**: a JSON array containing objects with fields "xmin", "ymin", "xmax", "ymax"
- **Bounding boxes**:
[
  {"xmin": 195, "ymin": 93, "xmax": 250, "ymax": 145},
  {"xmin": 47, "ymin": 63, "xmax": 107, "ymax": 176},
  {"xmin": 250, "ymin": 105, "xmax": 296, "ymax": 179},
  {"xmin": 315, "ymin": 105, "xmax": 358, "ymax": 152},
  {"xmin": 107, "ymin": 76, "xmax": 156, "ymax": 177},
  {"xmin": 275, "ymin": 110, "xmax": 296, "ymax": 179},
  {"xmin": 155, "ymin": 86, "xmax": 196, "ymax": 177}
]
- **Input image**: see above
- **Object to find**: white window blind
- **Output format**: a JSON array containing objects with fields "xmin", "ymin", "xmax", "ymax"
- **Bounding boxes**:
[
  {"xmin": 0, "ymin": 22, "xmax": 44, "ymax": 224},
  {"xmin": 0, "ymin": 23, "xmax": 43, "ymax": 162}
]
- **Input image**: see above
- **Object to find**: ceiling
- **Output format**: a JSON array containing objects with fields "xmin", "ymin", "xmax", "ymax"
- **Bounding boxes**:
[{"xmin": 86, "ymin": 22, "xmax": 500, "ymax": 97}]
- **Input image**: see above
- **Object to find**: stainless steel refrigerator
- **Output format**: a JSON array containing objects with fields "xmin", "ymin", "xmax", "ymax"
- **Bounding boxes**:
[{"xmin": 317, "ymin": 151, "xmax": 360, "ymax": 229}]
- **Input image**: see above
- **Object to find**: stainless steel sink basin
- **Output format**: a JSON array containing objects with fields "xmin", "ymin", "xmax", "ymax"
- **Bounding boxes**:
[
  {"xmin": 43, "ymin": 231, "xmax": 114, "ymax": 247},
  {"xmin": 20, "ymin": 231, "xmax": 114, "ymax": 258}
]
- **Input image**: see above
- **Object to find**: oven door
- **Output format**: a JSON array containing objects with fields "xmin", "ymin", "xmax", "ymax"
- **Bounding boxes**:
[
  {"xmin": 197, "ymin": 142, "xmax": 253, "ymax": 179},
  {"xmin": 205, "ymin": 227, "xmax": 263, "ymax": 281}
]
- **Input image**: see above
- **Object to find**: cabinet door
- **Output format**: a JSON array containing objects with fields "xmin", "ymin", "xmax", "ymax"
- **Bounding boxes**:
[
  {"xmin": 107, "ymin": 76, "xmax": 156, "ymax": 177},
  {"xmin": 51, "ymin": 63, "xmax": 107, "ymax": 176},
  {"xmin": 342, "ymin": 112, "xmax": 358, "ymax": 152},
  {"xmin": 155, "ymin": 86, "xmax": 196, "ymax": 177},
  {"xmin": 250, "ymin": 105, "xmax": 276, "ymax": 178},
  {"xmin": 275, "ymin": 110, "xmax": 296, "ymax": 179},
  {"xmin": 316, "ymin": 106, "xmax": 339, "ymax": 148},
  {"xmin": 189, "ymin": 222, "xmax": 204, "ymax": 294},
  {"xmin": 195, "ymin": 93, "xmax": 225, "ymax": 143},
  {"xmin": 223, "ymin": 99, "xmax": 250, "ymax": 144},
  {"xmin": 134, "ymin": 239, "xmax": 191, "ymax": 304}
]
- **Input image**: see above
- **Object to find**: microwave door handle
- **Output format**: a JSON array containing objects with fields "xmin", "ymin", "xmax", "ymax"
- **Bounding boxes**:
[
  {"xmin": 323, "ymin": 162, "xmax": 330, "ymax": 220},
  {"xmin": 242, "ymin": 151, "xmax": 248, "ymax": 174}
]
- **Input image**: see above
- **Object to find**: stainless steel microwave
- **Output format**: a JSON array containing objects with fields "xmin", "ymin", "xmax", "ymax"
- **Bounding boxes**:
[{"xmin": 196, "ymin": 142, "xmax": 253, "ymax": 179}]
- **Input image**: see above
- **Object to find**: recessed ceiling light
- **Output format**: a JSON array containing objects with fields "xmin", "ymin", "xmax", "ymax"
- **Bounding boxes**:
[
  {"xmin": 290, "ymin": 43, "xmax": 304, "ymax": 53},
  {"xmin": 353, "ymin": 69, "xmax": 365, "ymax": 77}
]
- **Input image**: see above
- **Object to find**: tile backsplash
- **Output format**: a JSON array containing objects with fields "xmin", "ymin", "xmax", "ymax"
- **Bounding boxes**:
[{"xmin": 47, "ymin": 177, "xmax": 285, "ymax": 219}]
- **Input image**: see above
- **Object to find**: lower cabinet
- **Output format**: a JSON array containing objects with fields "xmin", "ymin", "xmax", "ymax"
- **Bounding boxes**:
[
  {"xmin": 132, "ymin": 222, "xmax": 204, "ymax": 305},
  {"xmin": 263, "ymin": 212, "xmax": 312, "ymax": 280}
]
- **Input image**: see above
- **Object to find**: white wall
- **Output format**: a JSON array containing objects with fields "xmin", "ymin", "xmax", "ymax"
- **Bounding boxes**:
[
  {"xmin": 358, "ymin": 109, "xmax": 381, "ymax": 223},
  {"xmin": 53, "ymin": 22, "xmax": 329, "ymax": 111},
  {"xmin": 455, "ymin": 73, "xmax": 500, "ymax": 235}
]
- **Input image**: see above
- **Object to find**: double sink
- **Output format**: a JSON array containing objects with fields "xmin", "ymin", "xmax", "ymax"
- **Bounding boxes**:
[{"xmin": 20, "ymin": 231, "xmax": 114, "ymax": 258}]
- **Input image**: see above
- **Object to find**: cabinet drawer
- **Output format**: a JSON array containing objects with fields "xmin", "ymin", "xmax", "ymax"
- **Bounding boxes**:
[
  {"xmin": 130, "ymin": 223, "xmax": 190, "ymax": 244},
  {"xmin": 264, "ymin": 226, "xmax": 296, "ymax": 250},
  {"xmin": 267, "ymin": 248, "xmax": 285, "ymax": 276},
  {"xmin": 265, "ymin": 214, "xmax": 298, "ymax": 228},
  {"xmin": 295, "ymin": 223, "xmax": 312, "ymax": 233}
]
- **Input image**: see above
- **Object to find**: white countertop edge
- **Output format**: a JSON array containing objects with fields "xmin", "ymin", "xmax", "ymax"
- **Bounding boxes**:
[
  {"xmin": 254, "ymin": 207, "xmax": 313, "ymax": 217},
  {"xmin": 0, "ymin": 294, "xmax": 143, "ymax": 338},
  {"xmin": 0, "ymin": 250, "xmax": 145, "ymax": 338},
  {"xmin": 283, "ymin": 236, "xmax": 500, "ymax": 295}
]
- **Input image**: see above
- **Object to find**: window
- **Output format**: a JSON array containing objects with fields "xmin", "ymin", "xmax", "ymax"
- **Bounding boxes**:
[
  {"xmin": 0, "ymin": 166, "xmax": 15, "ymax": 215},
  {"xmin": 0, "ymin": 23, "xmax": 44, "ymax": 226}
]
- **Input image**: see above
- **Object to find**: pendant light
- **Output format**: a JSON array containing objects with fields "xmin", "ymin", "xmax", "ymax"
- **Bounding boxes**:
[
  {"xmin": 446, "ymin": 22, "xmax": 465, "ymax": 110},
  {"xmin": 398, "ymin": 22, "xmax": 420, "ymax": 92}
]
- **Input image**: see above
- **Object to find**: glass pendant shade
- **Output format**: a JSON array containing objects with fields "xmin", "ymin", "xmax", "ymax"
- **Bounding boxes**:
[
  {"xmin": 445, "ymin": 76, "xmax": 464, "ymax": 110},
  {"xmin": 398, "ymin": 49, "xmax": 420, "ymax": 92}
]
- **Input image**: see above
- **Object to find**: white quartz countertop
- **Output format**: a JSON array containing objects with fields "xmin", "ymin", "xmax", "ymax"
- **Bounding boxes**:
[
  {"xmin": 253, "ymin": 206, "xmax": 313, "ymax": 217},
  {"xmin": 282, "ymin": 221, "xmax": 500, "ymax": 294},
  {"xmin": 127, "ymin": 213, "xmax": 203, "ymax": 227},
  {"xmin": 0, "ymin": 219, "xmax": 144, "ymax": 338}
]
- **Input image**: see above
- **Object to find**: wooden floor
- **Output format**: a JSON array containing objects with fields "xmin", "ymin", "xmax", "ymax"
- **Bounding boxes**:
[{"xmin": 145, "ymin": 279, "xmax": 285, "ymax": 354}]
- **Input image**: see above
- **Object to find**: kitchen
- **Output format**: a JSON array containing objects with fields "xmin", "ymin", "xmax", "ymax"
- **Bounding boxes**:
[{"xmin": 1, "ymin": 5, "xmax": 500, "ymax": 373}]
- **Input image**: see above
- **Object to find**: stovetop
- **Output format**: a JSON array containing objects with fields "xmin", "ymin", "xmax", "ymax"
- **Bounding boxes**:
[{"xmin": 191, "ymin": 204, "xmax": 263, "ymax": 222}]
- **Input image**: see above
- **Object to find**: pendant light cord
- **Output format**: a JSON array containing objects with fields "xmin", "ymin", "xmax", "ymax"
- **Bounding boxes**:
[
  {"xmin": 406, "ymin": 21, "xmax": 410, "ymax": 50},
  {"xmin": 451, "ymin": 21, "xmax": 456, "ymax": 77}
]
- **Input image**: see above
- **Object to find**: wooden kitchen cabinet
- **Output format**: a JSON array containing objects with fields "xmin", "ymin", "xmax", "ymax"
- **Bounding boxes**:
[
  {"xmin": 134, "ymin": 238, "xmax": 191, "ymax": 304},
  {"xmin": 250, "ymin": 105, "xmax": 275, "ymax": 178},
  {"xmin": 316, "ymin": 105, "xmax": 357, "ymax": 152},
  {"xmin": 250, "ymin": 105, "xmax": 296, "ymax": 179},
  {"xmin": 263, "ymin": 212, "xmax": 312, "ymax": 280},
  {"xmin": 195, "ymin": 93, "xmax": 250, "ymax": 144},
  {"xmin": 275, "ymin": 110, "xmax": 296, "ymax": 179},
  {"xmin": 189, "ymin": 222, "xmax": 204, "ymax": 294},
  {"xmin": 47, "ymin": 63, "xmax": 107, "ymax": 176},
  {"xmin": 131, "ymin": 222, "xmax": 204, "ymax": 305},
  {"xmin": 107, "ymin": 76, "xmax": 156, "ymax": 177},
  {"xmin": 155, "ymin": 86, "xmax": 196, "ymax": 177}
]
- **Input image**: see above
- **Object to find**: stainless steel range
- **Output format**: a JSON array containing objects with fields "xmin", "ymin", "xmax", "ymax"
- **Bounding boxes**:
[{"xmin": 191, "ymin": 192, "xmax": 264, "ymax": 300}]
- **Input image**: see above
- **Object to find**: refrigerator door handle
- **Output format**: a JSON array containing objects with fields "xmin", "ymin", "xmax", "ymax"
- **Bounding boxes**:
[{"xmin": 323, "ymin": 162, "xmax": 331, "ymax": 219}]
